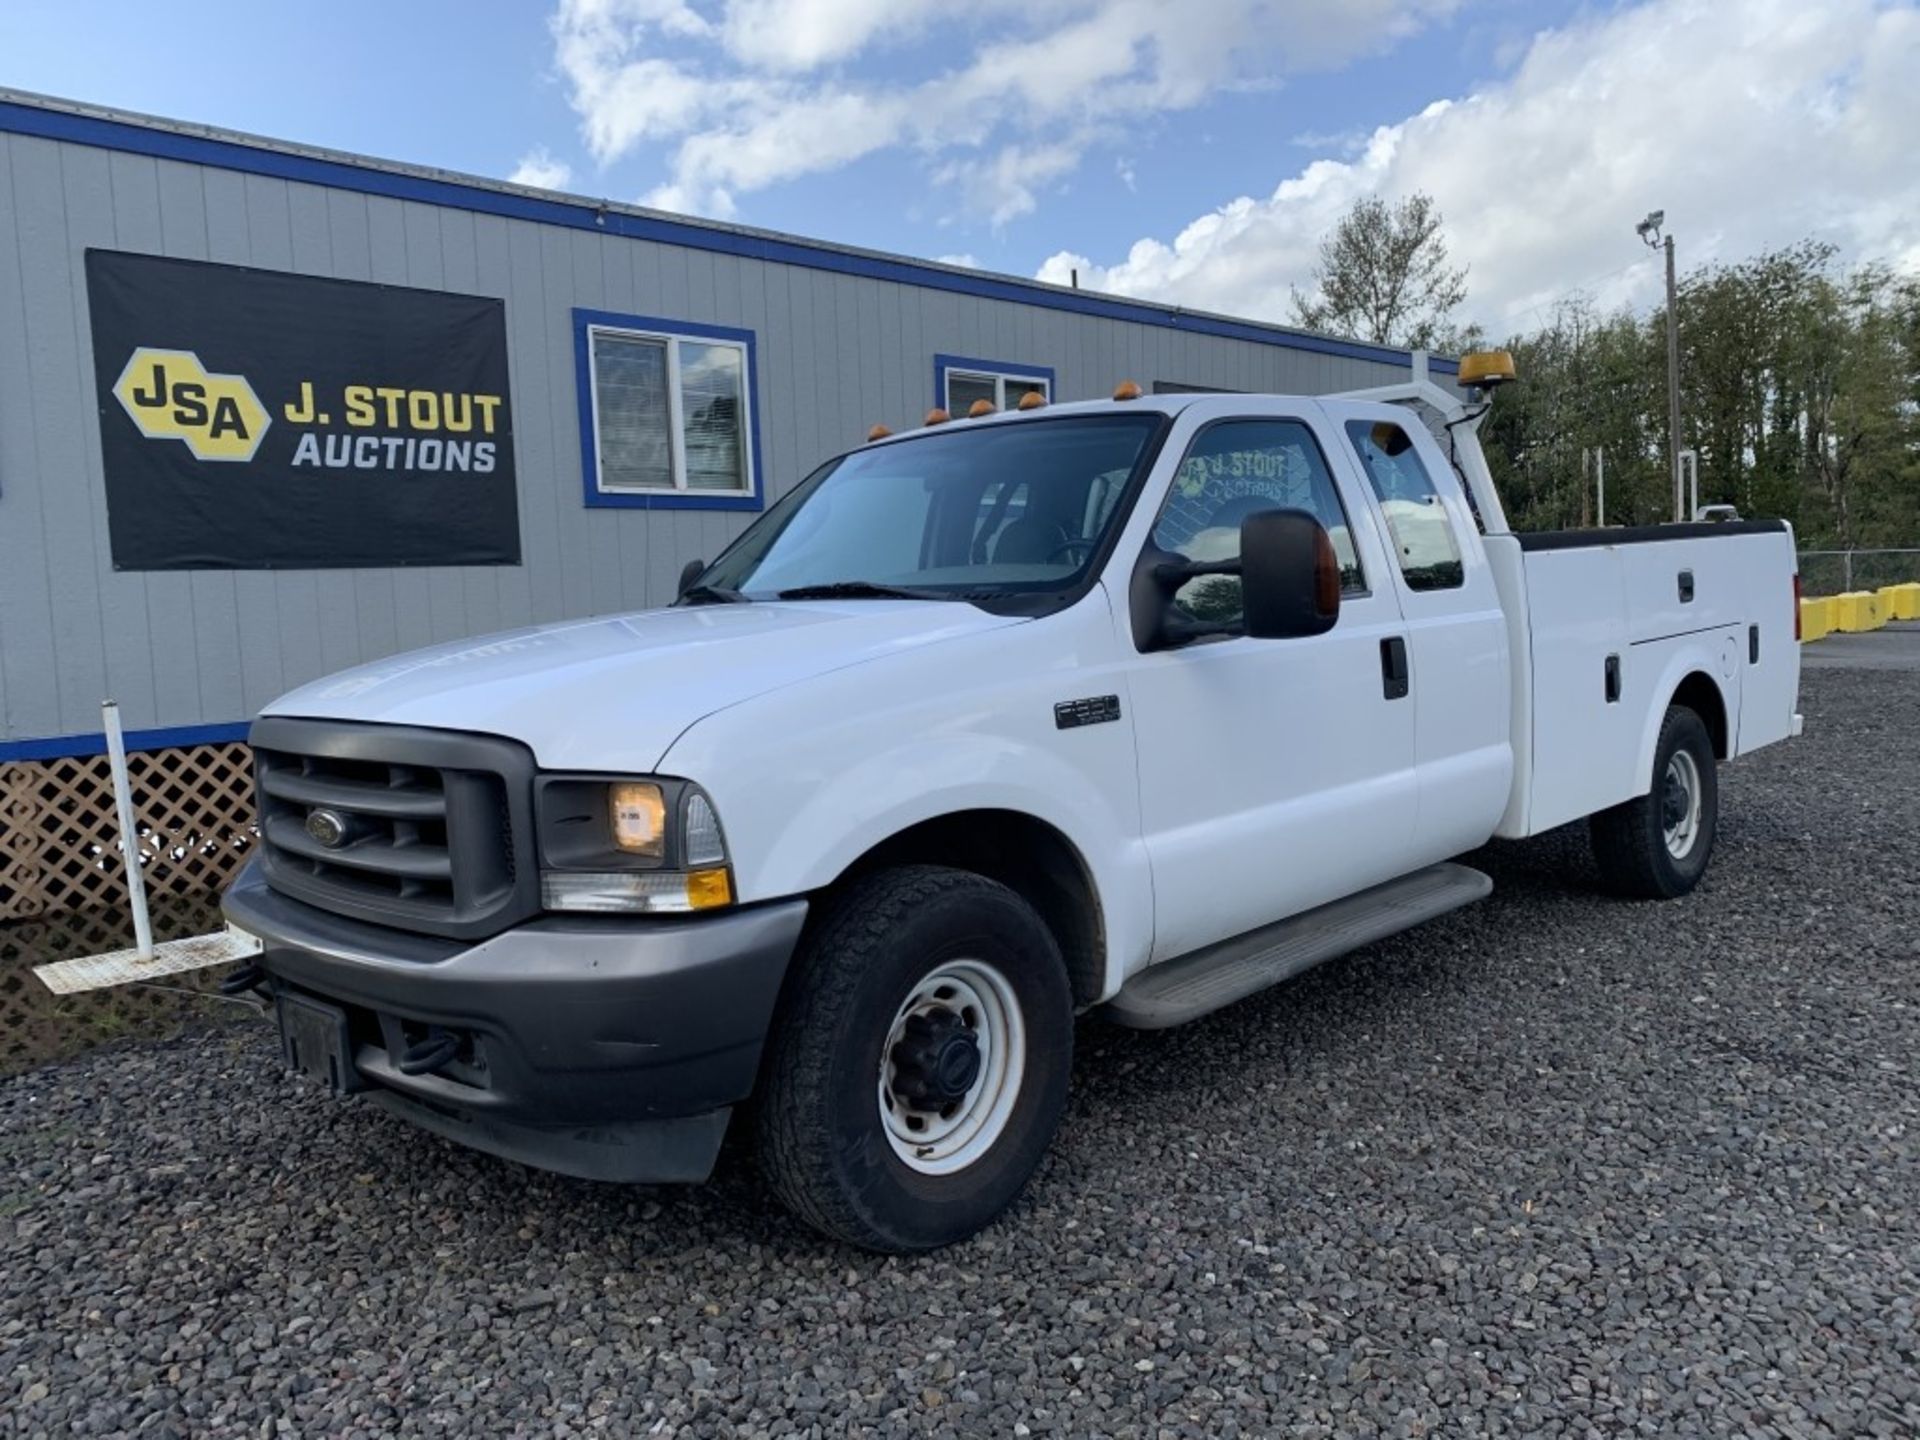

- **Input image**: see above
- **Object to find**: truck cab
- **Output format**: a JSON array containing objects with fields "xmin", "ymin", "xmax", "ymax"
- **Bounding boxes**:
[{"xmin": 225, "ymin": 366, "xmax": 1801, "ymax": 1251}]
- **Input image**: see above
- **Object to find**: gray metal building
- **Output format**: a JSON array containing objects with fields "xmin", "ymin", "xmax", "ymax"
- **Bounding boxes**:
[{"xmin": 0, "ymin": 88, "xmax": 1453, "ymax": 761}]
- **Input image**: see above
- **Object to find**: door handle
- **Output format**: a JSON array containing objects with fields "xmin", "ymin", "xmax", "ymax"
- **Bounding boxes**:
[{"xmin": 1380, "ymin": 637, "xmax": 1410, "ymax": 700}]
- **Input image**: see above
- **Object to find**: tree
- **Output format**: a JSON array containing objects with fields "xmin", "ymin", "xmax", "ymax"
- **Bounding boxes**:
[
  {"xmin": 1474, "ymin": 240, "xmax": 1920, "ymax": 561},
  {"xmin": 1795, "ymin": 264, "xmax": 1912, "ymax": 550},
  {"xmin": 1478, "ymin": 297, "xmax": 1666, "ymax": 529},
  {"xmin": 1291, "ymin": 193, "xmax": 1469, "ymax": 349}
]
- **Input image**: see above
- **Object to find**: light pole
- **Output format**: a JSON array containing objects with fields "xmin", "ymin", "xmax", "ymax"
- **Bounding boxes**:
[{"xmin": 1636, "ymin": 210, "xmax": 1683, "ymax": 521}]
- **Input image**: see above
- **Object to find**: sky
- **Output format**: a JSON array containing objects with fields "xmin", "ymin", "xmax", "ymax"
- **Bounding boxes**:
[{"xmin": 3, "ymin": 0, "xmax": 1915, "ymax": 338}]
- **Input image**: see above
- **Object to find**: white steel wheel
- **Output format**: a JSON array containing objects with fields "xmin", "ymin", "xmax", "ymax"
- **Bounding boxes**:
[
  {"xmin": 756, "ymin": 866, "xmax": 1074, "ymax": 1250},
  {"xmin": 1662, "ymin": 748, "xmax": 1704, "ymax": 859},
  {"xmin": 877, "ymin": 958, "xmax": 1026, "ymax": 1176}
]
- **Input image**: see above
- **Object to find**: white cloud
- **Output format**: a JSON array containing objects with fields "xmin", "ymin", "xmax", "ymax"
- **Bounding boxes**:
[
  {"xmin": 543, "ymin": 0, "xmax": 1464, "ymax": 217},
  {"xmin": 639, "ymin": 180, "xmax": 737, "ymax": 220},
  {"xmin": 1039, "ymin": 0, "xmax": 1920, "ymax": 334},
  {"xmin": 508, "ymin": 147, "xmax": 574, "ymax": 190},
  {"xmin": 718, "ymin": 0, "xmax": 917, "ymax": 71},
  {"xmin": 937, "ymin": 138, "xmax": 1088, "ymax": 228},
  {"xmin": 935, "ymin": 253, "xmax": 981, "ymax": 269}
]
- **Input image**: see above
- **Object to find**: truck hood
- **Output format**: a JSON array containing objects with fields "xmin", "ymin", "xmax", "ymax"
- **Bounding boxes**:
[{"xmin": 263, "ymin": 601, "xmax": 1027, "ymax": 771}]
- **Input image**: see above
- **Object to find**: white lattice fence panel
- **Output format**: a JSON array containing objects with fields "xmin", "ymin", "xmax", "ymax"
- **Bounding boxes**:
[{"xmin": 0, "ymin": 742, "xmax": 257, "ymax": 924}]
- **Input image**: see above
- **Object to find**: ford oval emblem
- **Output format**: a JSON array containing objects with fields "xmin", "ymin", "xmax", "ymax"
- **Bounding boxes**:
[{"xmin": 305, "ymin": 808, "xmax": 349, "ymax": 849}]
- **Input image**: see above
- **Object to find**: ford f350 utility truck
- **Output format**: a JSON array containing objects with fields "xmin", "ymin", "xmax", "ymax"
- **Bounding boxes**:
[{"xmin": 222, "ymin": 354, "xmax": 1801, "ymax": 1251}]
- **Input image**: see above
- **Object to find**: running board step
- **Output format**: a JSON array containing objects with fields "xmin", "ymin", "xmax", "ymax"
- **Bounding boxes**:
[{"xmin": 1104, "ymin": 862, "xmax": 1493, "ymax": 1030}]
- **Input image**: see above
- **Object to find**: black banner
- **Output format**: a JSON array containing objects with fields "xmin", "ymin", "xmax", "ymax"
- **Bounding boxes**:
[{"xmin": 86, "ymin": 250, "xmax": 521, "ymax": 570}]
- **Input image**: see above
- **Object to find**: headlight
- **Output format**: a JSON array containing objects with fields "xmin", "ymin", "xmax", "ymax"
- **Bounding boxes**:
[
  {"xmin": 609, "ymin": 781, "xmax": 667, "ymax": 858},
  {"xmin": 535, "ymin": 776, "xmax": 732, "ymax": 913}
]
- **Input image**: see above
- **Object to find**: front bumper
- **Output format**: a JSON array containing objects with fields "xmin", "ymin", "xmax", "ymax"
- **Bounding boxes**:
[{"xmin": 223, "ymin": 860, "xmax": 807, "ymax": 1183}]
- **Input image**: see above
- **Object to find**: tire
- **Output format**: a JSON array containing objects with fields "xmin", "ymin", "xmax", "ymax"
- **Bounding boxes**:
[
  {"xmin": 755, "ymin": 865, "xmax": 1073, "ymax": 1252},
  {"xmin": 1590, "ymin": 704, "xmax": 1719, "ymax": 899}
]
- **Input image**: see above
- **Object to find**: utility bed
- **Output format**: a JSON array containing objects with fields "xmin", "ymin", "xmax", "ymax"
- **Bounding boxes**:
[{"xmin": 1487, "ymin": 520, "xmax": 1800, "ymax": 836}]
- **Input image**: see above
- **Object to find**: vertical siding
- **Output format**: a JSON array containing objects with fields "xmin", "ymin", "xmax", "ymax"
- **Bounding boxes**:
[
  {"xmin": 0, "ymin": 126, "xmax": 1429, "ymax": 743},
  {"xmin": 12, "ymin": 135, "xmax": 110, "ymax": 734},
  {"xmin": 0, "ymin": 136, "xmax": 55, "ymax": 739}
]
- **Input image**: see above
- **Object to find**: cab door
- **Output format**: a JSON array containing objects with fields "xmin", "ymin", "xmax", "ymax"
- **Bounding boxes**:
[
  {"xmin": 1333, "ymin": 408, "xmax": 1511, "ymax": 863},
  {"xmin": 1118, "ymin": 404, "xmax": 1418, "ymax": 964}
]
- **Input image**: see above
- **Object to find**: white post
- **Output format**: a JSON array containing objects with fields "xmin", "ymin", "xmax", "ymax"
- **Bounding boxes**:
[
  {"xmin": 1595, "ymin": 447, "xmax": 1605, "ymax": 527},
  {"xmin": 102, "ymin": 701, "xmax": 154, "ymax": 961}
]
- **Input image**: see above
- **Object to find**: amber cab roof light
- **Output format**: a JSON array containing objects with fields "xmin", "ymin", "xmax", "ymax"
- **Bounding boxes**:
[
  {"xmin": 1458, "ymin": 350, "xmax": 1517, "ymax": 391},
  {"xmin": 1112, "ymin": 379, "xmax": 1142, "ymax": 401}
]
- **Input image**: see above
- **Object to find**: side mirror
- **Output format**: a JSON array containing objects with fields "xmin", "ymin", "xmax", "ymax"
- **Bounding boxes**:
[
  {"xmin": 676, "ymin": 558, "xmax": 706, "ymax": 599},
  {"xmin": 1128, "ymin": 507, "xmax": 1341, "ymax": 651},
  {"xmin": 1241, "ymin": 509, "xmax": 1340, "ymax": 639}
]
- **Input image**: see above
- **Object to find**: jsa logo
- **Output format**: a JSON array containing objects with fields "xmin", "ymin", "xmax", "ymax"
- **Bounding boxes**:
[{"xmin": 112, "ymin": 348, "xmax": 270, "ymax": 462}]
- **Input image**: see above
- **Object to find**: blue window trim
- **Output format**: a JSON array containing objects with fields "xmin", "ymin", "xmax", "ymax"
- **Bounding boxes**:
[
  {"xmin": 573, "ymin": 308, "xmax": 766, "ymax": 513},
  {"xmin": 0, "ymin": 98, "xmax": 1454, "ymax": 376},
  {"xmin": 933, "ymin": 354, "xmax": 1058, "ymax": 411},
  {"xmin": 0, "ymin": 720, "xmax": 252, "ymax": 763}
]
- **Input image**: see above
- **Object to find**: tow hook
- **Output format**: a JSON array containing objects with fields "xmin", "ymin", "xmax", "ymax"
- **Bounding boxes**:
[
  {"xmin": 396, "ymin": 1029, "xmax": 461, "ymax": 1077},
  {"xmin": 219, "ymin": 962, "xmax": 268, "ymax": 997}
]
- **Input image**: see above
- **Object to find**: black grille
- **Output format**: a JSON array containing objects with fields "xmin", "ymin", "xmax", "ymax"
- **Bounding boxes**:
[{"xmin": 252, "ymin": 717, "xmax": 538, "ymax": 941}]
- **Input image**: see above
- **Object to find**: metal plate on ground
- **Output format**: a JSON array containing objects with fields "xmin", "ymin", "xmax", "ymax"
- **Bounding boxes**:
[
  {"xmin": 31, "ymin": 925, "xmax": 264, "ymax": 996},
  {"xmin": 278, "ymin": 993, "xmax": 358, "ymax": 1094}
]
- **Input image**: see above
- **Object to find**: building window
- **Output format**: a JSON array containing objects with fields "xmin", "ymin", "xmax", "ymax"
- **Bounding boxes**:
[
  {"xmin": 934, "ymin": 354, "xmax": 1055, "ymax": 416},
  {"xmin": 576, "ymin": 310, "xmax": 762, "ymax": 510}
]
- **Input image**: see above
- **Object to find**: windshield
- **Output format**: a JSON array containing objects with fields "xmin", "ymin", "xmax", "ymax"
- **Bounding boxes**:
[{"xmin": 693, "ymin": 414, "xmax": 1164, "ymax": 602}]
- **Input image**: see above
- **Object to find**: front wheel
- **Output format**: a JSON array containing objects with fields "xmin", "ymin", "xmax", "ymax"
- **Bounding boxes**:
[
  {"xmin": 755, "ymin": 865, "xmax": 1073, "ymax": 1251},
  {"xmin": 1590, "ymin": 704, "xmax": 1719, "ymax": 898}
]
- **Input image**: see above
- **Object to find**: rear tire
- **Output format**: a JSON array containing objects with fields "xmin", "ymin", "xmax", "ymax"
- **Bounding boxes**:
[
  {"xmin": 755, "ymin": 865, "xmax": 1073, "ymax": 1252},
  {"xmin": 1590, "ymin": 704, "xmax": 1719, "ymax": 899}
]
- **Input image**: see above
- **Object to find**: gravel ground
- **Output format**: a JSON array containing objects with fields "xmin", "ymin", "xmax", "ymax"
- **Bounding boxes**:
[{"xmin": 2, "ymin": 656, "xmax": 1916, "ymax": 1439}]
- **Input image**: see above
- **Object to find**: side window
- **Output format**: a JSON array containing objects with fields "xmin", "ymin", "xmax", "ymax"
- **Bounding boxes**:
[
  {"xmin": 1150, "ymin": 419, "xmax": 1365, "ymax": 626},
  {"xmin": 1346, "ymin": 420, "xmax": 1464, "ymax": 591}
]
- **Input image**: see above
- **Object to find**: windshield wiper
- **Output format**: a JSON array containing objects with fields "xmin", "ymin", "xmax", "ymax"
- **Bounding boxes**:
[
  {"xmin": 774, "ymin": 581, "xmax": 946, "ymax": 601},
  {"xmin": 677, "ymin": 583, "xmax": 749, "ymax": 605}
]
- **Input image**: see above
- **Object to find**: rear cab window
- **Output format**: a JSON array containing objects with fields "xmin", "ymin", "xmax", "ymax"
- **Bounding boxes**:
[{"xmin": 1345, "ymin": 420, "xmax": 1464, "ymax": 592}]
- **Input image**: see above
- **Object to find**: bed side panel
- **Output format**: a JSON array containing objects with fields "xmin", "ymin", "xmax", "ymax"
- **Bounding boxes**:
[{"xmin": 1518, "ymin": 546, "xmax": 1642, "ymax": 835}]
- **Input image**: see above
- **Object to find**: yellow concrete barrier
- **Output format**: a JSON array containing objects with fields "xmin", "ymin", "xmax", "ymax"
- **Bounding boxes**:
[
  {"xmin": 1799, "ymin": 596, "xmax": 1835, "ymax": 642},
  {"xmin": 1882, "ymin": 582, "xmax": 1920, "ymax": 621},
  {"xmin": 1833, "ymin": 590, "xmax": 1886, "ymax": 632}
]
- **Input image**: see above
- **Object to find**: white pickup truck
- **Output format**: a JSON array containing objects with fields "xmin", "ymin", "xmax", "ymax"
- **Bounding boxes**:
[{"xmin": 222, "ymin": 356, "xmax": 1801, "ymax": 1251}]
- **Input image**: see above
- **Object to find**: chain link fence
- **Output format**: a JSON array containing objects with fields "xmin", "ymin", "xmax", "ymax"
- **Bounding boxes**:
[{"xmin": 1798, "ymin": 549, "xmax": 1920, "ymax": 597}]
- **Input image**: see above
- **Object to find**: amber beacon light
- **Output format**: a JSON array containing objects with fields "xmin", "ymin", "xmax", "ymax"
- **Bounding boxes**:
[{"xmin": 1457, "ymin": 351, "xmax": 1517, "ymax": 391}]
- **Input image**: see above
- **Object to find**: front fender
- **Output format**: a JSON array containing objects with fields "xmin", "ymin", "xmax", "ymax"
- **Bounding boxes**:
[
  {"xmin": 658, "ymin": 591, "xmax": 1155, "ymax": 999},
  {"xmin": 758, "ymin": 739, "xmax": 1134, "ymax": 901}
]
